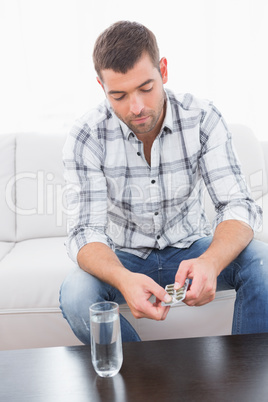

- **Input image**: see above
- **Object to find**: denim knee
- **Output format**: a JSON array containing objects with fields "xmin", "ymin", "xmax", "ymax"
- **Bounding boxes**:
[
  {"xmin": 236, "ymin": 239, "xmax": 268, "ymax": 283},
  {"xmin": 59, "ymin": 266, "xmax": 141, "ymax": 343},
  {"xmin": 60, "ymin": 267, "xmax": 108, "ymax": 316},
  {"xmin": 59, "ymin": 267, "xmax": 111, "ymax": 344}
]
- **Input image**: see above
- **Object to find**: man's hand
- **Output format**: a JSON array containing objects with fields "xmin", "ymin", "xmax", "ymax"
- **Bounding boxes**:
[
  {"xmin": 120, "ymin": 272, "xmax": 172, "ymax": 320},
  {"xmin": 78, "ymin": 242, "xmax": 171, "ymax": 320},
  {"xmin": 174, "ymin": 220, "xmax": 254, "ymax": 307},
  {"xmin": 174, "ymin": 257, "xmax": 218, "ymax": 306}
]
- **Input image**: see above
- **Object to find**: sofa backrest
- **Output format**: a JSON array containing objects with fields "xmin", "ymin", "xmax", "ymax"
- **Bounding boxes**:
[
  {"xmin": 0, "ymin": 125, "xmax": 267, "ymax": 242},
  {"xmin": 204, "ymin": 124, "xmax": 268, "ymax": 222},
  {"xmin": 1, "ymin": 132, "xmax": 68, "ymax": 242},
  {"xmin": 16, "ymin": 132, "xmax": 69, "ymax": 241},
  {"xmin": 230, "ymin": 124, "xmax": 268, "ymax": 197},
  {"xmin": 0, "ymin": 134, "xmax": 16, "ymax": 241}
]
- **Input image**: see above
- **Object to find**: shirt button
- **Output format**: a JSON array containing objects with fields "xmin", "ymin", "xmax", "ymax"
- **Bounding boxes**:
[
  {"xmin": 157, "ymin": 235, "xmax": 160, "ymax": 240},
  {"xmin": 151, "ymin": 179, "xmax": 156, "ymax": 184},
  {"xmin": 154, "ymin": 212, "xmax": 159, "ymax": 216},
  {"xmin": 137, "ymin": 152, "xmax": 141, "ymax": 156}
]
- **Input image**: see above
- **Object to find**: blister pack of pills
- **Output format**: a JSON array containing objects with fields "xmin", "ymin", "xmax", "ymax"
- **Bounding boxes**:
[{"xmin": 161, "ymin": 279, "xmax": 190, "ymax": 306}]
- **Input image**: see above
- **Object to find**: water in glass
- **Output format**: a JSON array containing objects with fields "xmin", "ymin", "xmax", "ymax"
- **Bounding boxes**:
[{"xmin": 90, "ymin": 302, "xmax": 123, "ymax": 377}]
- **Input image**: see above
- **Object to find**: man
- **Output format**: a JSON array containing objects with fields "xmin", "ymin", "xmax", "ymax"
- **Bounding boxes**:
[{"xmin": 60, "ymin": 21, "xmax": 268, "ymax": 343}]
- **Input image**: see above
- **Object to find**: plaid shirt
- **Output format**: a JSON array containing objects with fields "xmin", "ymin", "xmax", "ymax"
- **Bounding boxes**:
[{"xmin": 63, "ymin": 89, "xmax": 262, "ymax": 262}]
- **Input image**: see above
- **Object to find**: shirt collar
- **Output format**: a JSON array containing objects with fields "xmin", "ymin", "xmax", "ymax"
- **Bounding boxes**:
[{"xmin": 117, "ymin": 89, "xmax": 173, "ymax": 139}]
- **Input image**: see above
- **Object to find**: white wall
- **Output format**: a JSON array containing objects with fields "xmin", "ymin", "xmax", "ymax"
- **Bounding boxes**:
[{"xmin": 1, "ymin": 0, "xmax": 268, "ymax": 140}]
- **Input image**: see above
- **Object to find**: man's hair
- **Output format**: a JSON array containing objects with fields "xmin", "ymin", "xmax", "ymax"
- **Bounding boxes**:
[{"xmin": 93, "ymin": 21, "xmax": 160, "ymax": 81}]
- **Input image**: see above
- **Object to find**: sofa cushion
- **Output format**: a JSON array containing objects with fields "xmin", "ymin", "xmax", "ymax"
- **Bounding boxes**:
[
  {"xmin": 0, "ymin": 242, "xmax": 14, "ymax": 262},
  {"xmin": 0, "ymin": 134, "xmax": 16, "ymax": 241},
  {"xmin": 15, "ymin": 133, "xmax": 69, "ymax": 241},
  {"xmin": 0, "ymin": 237, "xmax": 76, "ymax": 311}
]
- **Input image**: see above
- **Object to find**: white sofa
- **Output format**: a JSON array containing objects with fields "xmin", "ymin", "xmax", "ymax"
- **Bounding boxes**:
[{"xmin": 0, "ymin": 125, "xmax": 267, "ymax": 351}]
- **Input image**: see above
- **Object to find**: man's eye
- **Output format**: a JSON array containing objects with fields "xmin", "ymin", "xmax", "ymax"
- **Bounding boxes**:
[
  {"xmin": 113, "ymin": 94, "xmax": 125, "ymax": 101},
  {"xmin": 141, "ymin": 87, "xmax": 153, "ymax": 93}
]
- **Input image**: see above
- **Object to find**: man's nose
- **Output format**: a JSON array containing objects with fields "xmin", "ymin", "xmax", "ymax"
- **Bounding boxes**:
[{"xmin": 129, "ymin": 94, "xmax": 144, "ymax": 115}]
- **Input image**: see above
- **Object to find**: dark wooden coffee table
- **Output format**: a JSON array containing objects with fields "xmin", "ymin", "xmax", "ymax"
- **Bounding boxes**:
[{"xmin": 1, "ymin": 333, "xmax": 268, "ymax": 401}]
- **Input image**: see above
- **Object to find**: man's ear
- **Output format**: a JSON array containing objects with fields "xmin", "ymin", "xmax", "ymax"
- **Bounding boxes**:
[
  {"xmin": 97, "ymin": 77, "xmax": 104, "ymax": 90},
  {"xmin": 159, "ymin": 57, "xmax": 168, "ymax": 84}
]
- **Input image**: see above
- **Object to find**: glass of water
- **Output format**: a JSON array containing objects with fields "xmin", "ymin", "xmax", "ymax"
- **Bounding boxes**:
[{"xmin": 89, "ymin": 301, "xmax": 123, "ymax": 377}]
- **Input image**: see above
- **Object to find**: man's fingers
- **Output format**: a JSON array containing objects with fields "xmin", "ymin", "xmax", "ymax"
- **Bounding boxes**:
[
  {"xmin": 183, "ymin": 274, "xmax": 204, "ymax": 304},
  {"xmin": 174, "ymin": 260, "xmax": 190, "ymax": 290},
  {"xmin": 161, "ymin": 305, "xmax": 170, "ymax": 320},
  {"xmin": 126, "ymin": 274, "xmax": 171, "ymax": 320},
  {"xmin": 143, "ymin": 299, "xmax": 170, "ymax": 320},
  {"xmin": 184, "ymin": 277, "xmax": 215, "ymax": 306},
  {"xmin": 152, "ymin": 282, "xmax": 172, "ymax": 304}
]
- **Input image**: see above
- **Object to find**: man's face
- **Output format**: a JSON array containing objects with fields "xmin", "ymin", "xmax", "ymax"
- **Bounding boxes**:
[{"xmin": 98, "ymin": 53, "xmax": 168, "ymax": 137}]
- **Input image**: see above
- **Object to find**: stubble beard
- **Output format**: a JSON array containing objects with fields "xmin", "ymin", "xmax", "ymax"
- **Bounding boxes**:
[{"xmin": 115, "ymin": 90, "xmax": 166, "ymax": 135}]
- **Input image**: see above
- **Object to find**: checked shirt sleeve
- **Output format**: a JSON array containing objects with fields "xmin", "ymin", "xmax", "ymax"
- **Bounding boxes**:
[
  {"xmin": 198, "ymin": 103, "xmax": 262, "ymax": 232},
  {"xmin": 62, "ymin": 123, "xmax": 114, "ymax": 263}
]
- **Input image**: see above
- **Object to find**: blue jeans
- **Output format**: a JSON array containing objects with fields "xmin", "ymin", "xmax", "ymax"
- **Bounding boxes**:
[{"xmin": 59, "ymin": 237, "xmax": 268, "ymax": 343}]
